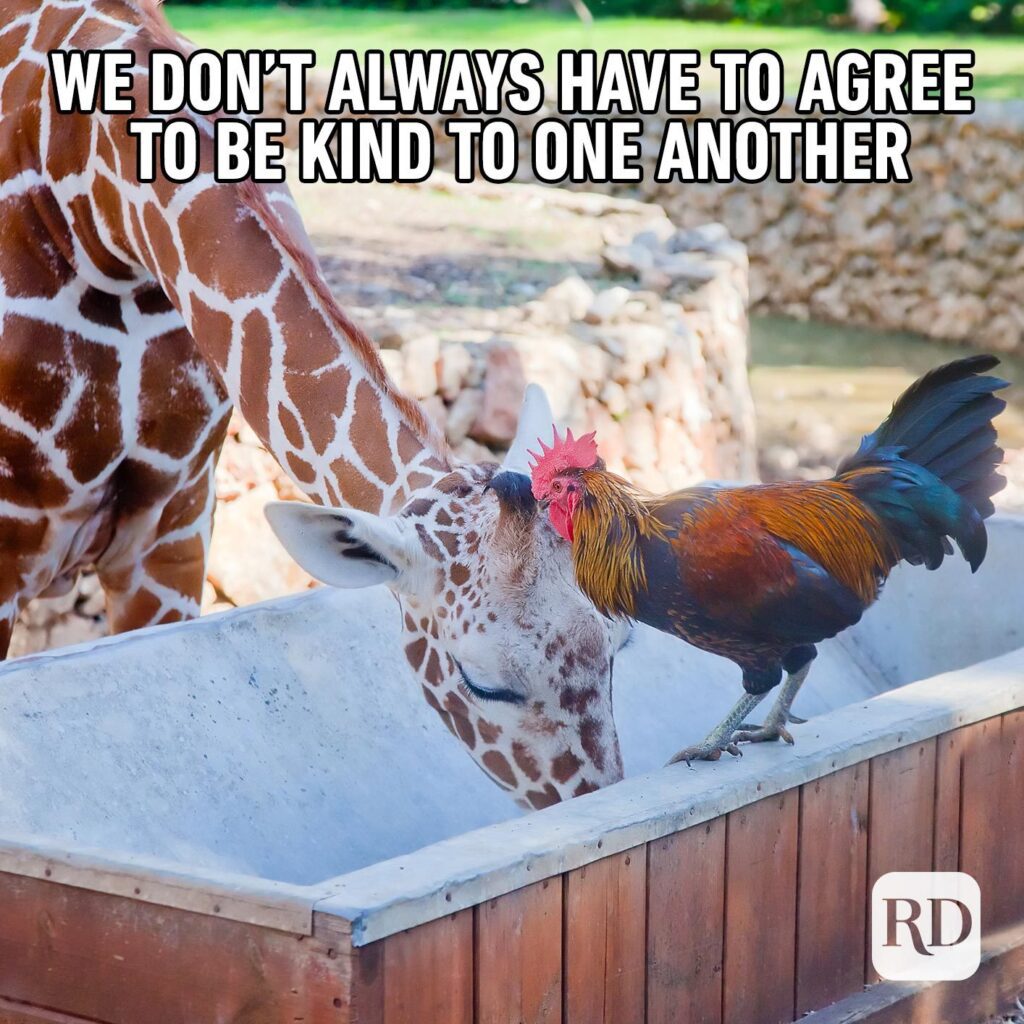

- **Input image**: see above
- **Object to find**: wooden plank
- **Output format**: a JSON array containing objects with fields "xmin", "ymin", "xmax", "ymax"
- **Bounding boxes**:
[
  {"xmin": 866, "ymin": 739, "xmax": 937, "ymax": 983},
  {"xmin": 960, "ymin": 716, "xmax": 1016, "ymax": 932},
  {"xmin": 723, "ymin": 791, "xmax": 799, "ymax": 1024},
  {"xmin": 802, "ymin": 921, "xmax": 1024, "ymax": 1024},
  {"xmin": 347, "ymin": 936, "xmax": 385, "ymax": 1024},
  {"xmin": 0, "ymin": 872, "xmax": 345, "ymax": 1024},
  {"xmin": 0, "ymin": 839, "xmax": 314, "ymax": 936},
  {"xmin": 0, "ymin": 997, "xmax": 108, "ymax": 1024},
  {"xmin": 476, "ymin": 879, "xmax": 562, "ymax": 1024},
  {"xmin": 646, "ymin": 820, "xmax": 725, "ymax": 1024},
  {"xmin": 933, "ymin": 726, "xmax": 972, "ymax": 873},
  {"xmin": 998, "ymin": 709, "xmax": 1024, "ymax": 930},
  {"xmin": 381, "ymin": 911, "xmax": 473, "ymax": 1024},
  {"xmin": 796, "ymin": 763, "xmax": 869, "ymax": 1015},
  {"xmin": 564, "ymin": 846, "xmax": 646, "ymax": 1024}
]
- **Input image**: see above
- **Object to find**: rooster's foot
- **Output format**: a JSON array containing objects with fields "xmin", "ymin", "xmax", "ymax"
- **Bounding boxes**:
[
  {"xmin": 666, "ymin": 692, "xmax": 766, "ymax": 767},
  {"xmin": 733, "ymin": 720, "xmax": 796, "ymax": 745},
  {"xmin": 667, "ymin": 741, "xmax": 742, "ymax": 766}
]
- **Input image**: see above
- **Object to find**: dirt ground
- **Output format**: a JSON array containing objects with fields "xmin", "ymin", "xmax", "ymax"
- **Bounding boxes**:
[{"xmin": 295, "ymin": 172, "xmax": 652, "ymax": 331}]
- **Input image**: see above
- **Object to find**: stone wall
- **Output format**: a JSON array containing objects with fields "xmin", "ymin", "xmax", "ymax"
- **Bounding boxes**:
[
  {"xmin": 266, "ymin": 75, "xmax": 1024, "ymax": 354},
  {"xmin": 368, "ymin": 197, "xmax": 755, "ymax": 494},
  {"xmin": 639, "ymin": 103, "xmax": 1024, "ymax": 355},
  {"xmin": 11, "ymin": 174, "xmax": 754, "ymax": 655}
]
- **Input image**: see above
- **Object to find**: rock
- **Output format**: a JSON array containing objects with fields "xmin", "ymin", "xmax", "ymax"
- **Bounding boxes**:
[
  {"xmin": 207, "ymin": 483, "xmax": 316, "ymax": 608},
  {"xmin": 216, "ymin": 437, "xmax": 281, "ymax": 501},
  {"xmin": 402, "ymin": 333, "xmax": 440, "ymax": 399},
  {"xmin": 378, "ymin": 349, "xmax": 404, "ymax": 389},
  {"xmin": 658, "ymin": 253, "xmax": 720, "ymax": 284},
  {"xmin": 420, "ymin": 394, "xmax": 447, "ymax": 433},
  {"xmin": 993, "ymin": 192, "xmax": 1024, "ymax": 231},
  {"xmin": 470, "ymin": 345, "xmax": 528, "ymax": 447},
  {"xmin": 438, "ymin": 343, "xmax": 473, "ymax": 401},
  {"xmin": 638, "ymin": 266, "xmax": 672, "ymax": 293},
  {"xmin": 667, "ymin": 222, "xmax": 731, "ymax": 253},
  {"xmin": 585, "ymin": 286, "xmax": 632, "ymax": 324},
  {"xmin": 453, "ymin": 437, "xmax": 495, "ymax": 464},
  {"xmin": 541, "ymin": 275, "xmax": 595, "ymax": 322},
  {"xmin": 599, "ymin": 380, "xmax": 630, "ymax": 418},
  {"xmin": 376, "ymin": 315, "xmax": 431, "ymax": 351},
  {"xmin": 631, "ymin": 222, "xmax": 674, "ymax": 250},
  {"xmin": 446, "ymin": 388, "xmax": 484, "ymax": 445},
  {"xmin": 621, "ymin": 408, "xmax": 657, "ymax": 469},
  {"xmin": 984, "ymin": 314, "xmax": 1023, "ymax": 353},
  {"xmin": 602, "ymin": 243, "xmax": 654, "ymax": 276},
  {"xmin": 762, "ymin": 444, "xmax": 801, "ymax": 478},
  {"xmin": 576, "ymin": 344, "xmax": 611, "ymax": 393}
]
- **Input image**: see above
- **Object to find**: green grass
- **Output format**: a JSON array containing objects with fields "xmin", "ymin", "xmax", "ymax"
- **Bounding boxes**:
[{"xmin": 165, "ymin": 5, "xmax": 1024, "ymax": 98}]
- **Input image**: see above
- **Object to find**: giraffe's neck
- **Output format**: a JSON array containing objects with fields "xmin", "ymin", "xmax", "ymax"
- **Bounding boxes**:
[{"xmin": 88, "ymin": 5, "xmax": 450, "ymax": 515}]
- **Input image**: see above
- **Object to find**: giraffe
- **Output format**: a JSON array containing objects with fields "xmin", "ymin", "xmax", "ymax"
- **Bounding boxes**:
[{"xmin": 0, "ymin": 0, "xmax": 631, "ymax": 808}]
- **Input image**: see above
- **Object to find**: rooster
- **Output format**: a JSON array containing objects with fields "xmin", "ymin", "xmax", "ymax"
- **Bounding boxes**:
[{"xmin": 528, "ymin": 356, "xmax": 1008, "ymax": 763}]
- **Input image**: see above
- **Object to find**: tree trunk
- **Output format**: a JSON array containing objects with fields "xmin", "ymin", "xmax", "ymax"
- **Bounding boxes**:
[
  {"xmin": 848, "ymin": 0, "xmax": 886, "ymax": 31},
  {"xmin": 565, "ymin": 0, "xmax": 594, "ymax": 25}
]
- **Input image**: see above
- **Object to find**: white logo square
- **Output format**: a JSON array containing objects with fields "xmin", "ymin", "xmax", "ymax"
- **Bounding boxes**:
[{"xmin": 871, "ymin": 871, "xmax": 981, "ymax": 981}]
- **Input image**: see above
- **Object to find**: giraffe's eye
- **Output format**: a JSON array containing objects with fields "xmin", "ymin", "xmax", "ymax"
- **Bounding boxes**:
[{"xmin": 454, "ymin": 659, "xmax": 525, "ymax": 705}]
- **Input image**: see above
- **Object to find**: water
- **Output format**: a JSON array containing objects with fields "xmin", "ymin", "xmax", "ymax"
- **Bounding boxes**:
[{"xmin": 749, "ymin": 317, "xmax": 1024, "ymax": 454}]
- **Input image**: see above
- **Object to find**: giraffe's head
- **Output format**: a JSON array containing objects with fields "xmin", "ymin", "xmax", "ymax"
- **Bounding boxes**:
[{"xmin": 266, "ymin": 386, "xmax": 628, "ymax": 808}]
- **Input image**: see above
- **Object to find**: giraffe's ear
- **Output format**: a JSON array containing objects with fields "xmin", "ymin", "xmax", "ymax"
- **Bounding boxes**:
[{"xmin": 264, "ymin": 502, "xmax": 427, "ymax": 590}]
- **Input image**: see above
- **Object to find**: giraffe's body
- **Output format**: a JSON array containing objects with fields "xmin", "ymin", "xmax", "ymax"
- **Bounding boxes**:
[
  {"xmin": 0, "ymin": 3, "xmax": 230, "ymax": 648},
  {"xmin": 0, "ymin": 0, "xmax": 628, "ymax": 808}
]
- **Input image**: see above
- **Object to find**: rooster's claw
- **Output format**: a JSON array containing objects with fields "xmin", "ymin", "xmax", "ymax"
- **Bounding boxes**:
[
  {"xmin": 667, "ymin": 741, "xmax": 743, "ymax": 766},
  {"xmin": 733, "ymin": 723, "xmax": 795, "ymax": 745}
]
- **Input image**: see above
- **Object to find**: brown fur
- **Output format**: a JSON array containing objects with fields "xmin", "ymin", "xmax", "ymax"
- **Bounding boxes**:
[
  {"xmin": 237, "ymin": 181, "xmax": 450, "ymax": 462},
  {"xmin": 134, "ymin": 0, "xmax": 449, "ymax": 462}
]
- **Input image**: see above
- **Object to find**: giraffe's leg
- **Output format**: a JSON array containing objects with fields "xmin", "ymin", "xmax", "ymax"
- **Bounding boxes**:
[
  {"xmin": 0, "ymin": 513, "xmax": 59, "ymax": 659},
  {"xmin": 98, "ymin": 460, "xmax": 218, "ymax": 634},
  {"xmin": 734, "ymin": 659, "xmax": 814, "ymax": 746},
  {"xmin": 0, "ymin": 618, "xmax": 14, "ymax": 661}
]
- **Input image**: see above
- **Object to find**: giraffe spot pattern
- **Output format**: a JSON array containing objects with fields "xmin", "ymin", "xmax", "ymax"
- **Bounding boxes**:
[{"xmin": 0, "ymin": 0, "xmax": 622, "ymax": 806}]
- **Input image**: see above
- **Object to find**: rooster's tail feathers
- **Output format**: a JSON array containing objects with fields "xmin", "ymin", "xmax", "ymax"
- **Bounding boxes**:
[{"xmin": 837, "ymin": 356, "xmax": 1009, "ymax": 573}]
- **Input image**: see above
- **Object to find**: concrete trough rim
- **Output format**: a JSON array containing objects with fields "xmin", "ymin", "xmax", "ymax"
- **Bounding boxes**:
[
  {"xmin": 315, "ymin": 645, "xmax": 1024, "ymax": 944},
  {"xmin": 2, "ymin": 643, "xmax": 1019, "ymax": 944},
  {"xmin": 0, "ymin": 831, "xmax": 323, "ymax": 935}
]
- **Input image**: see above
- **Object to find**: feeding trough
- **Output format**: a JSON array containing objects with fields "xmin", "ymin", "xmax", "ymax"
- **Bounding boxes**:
[{"xmin": 0, "ymin": 516, "xmax": 1022, "ymax": 1024}]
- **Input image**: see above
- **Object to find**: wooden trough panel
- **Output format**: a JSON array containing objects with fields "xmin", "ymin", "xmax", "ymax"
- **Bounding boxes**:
[
  {"xmin": 2, "ymin": 682, "xmax": 1024, "ymax": 1023},
  {"xmin": 331, "ymin": 709, "xmax": 1024, "ymax": 1024},
  {"xmin": 0, "ymin": 873, "xmax": 348, "ymax": 1024},
  {"xmin": 0, "ymin": 587, "xmax": 1022, "ymax": 1023}
]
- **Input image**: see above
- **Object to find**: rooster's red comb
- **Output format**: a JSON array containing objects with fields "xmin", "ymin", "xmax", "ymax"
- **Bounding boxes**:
[{"xmin": 527, "ymin": 426, "xmax": 600, "ymax": 500}]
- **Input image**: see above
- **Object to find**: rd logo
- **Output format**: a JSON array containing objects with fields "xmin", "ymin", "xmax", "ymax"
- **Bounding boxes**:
[{"xmin": 871, "ymin": 872, "xmax": 981, "ymax": 981}]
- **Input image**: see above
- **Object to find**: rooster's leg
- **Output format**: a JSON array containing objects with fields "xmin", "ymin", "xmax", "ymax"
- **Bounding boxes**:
[
  {"xmin": 666, "ymin": 692, "xmax": 766, "ymax": 765},
  {"xmin": 734, "ymin": 662, "xmax": 812, "ymax": 745}
]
